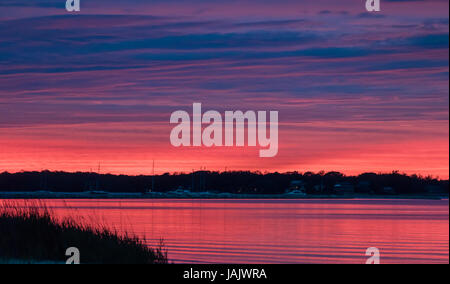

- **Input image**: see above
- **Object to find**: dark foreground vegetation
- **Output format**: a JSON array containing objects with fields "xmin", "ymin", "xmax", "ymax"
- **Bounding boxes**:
[
  {"xmin": 0, "ymin": 170, "xmax": 448, "ymax": 196},
  {"xmin": 0, "ymin": 201, "xmax": 168, "ymax": 264}
]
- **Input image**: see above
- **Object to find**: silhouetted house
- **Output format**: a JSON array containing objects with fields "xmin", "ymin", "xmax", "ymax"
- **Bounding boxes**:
[
  {"xmin": 286, "ymin": 180, "xmax": 306, "ymax": 194},
  {"xmin": 313, "ymin": 184, "xmax": 324, "ymax": 193},
  {"xmin": 425, "ymin": 185, "xmax": 447, "ymax": 194},
  {"xmin": 381, "ymin": 186, "xmax": 396, "ymax": 195},
  {"xmin": 334, "ymin": 182, "xmax": 355, "ymax": 195},
  {"xmin": 174, "ymin": 185, "xmax": 187, "ymax": 192},
  {"xmin": 357, "ymin": 181, "xmax": 371, "ymax": 193}
]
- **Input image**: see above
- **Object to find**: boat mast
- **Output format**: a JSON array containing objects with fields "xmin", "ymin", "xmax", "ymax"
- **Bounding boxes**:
[{"xmin": 151, "ymin": 160, "xmax": 155, "ymax": 192}]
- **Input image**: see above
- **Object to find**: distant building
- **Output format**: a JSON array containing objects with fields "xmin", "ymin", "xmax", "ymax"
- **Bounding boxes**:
[
  {"xmin": 313, "ymin": 184, "xmax": 324, "ymax": 193},
  {"xmin": 175, "ymin": 185, "xmax": 187, "ymax": 191},
  {"xmin": 334, "ymin": 182, "xmax": 355, "ymax": 194},
  {"xmin": 425, "ymin": 185, "xmax": 447, "ymax": 194},
  {"xmin": 381, "ymin": 186, "xmax": 396, "ymax": 195},
  {"xmin": 286, "ymin": 180, "xmax": 306, "ymax": 194}
]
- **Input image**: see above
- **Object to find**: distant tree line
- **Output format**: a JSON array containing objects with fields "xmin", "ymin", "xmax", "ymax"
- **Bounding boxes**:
[{"xmin": 0, "ymin": 170, "xmax": 447, "ymax": 195}]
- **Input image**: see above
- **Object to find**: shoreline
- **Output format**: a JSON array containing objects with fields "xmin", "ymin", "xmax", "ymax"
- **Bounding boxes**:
[
  {"xmin": 0, "ymin": 201, "xmax": 168, "ymax": 264},
  {"xmin": 0, "ymin": 191, "xmax": 447, "ymax": 200}
]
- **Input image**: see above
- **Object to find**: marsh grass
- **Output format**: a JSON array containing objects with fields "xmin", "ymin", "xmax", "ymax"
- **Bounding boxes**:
[{"xmin": 0, "ymin": 201, "xmax": 168, "ymax": 264}]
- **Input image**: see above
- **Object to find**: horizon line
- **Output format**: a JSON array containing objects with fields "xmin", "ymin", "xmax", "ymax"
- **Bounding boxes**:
[{"xmin": 2, "ymin": 169, "xmax": 448, "ymax": 181}]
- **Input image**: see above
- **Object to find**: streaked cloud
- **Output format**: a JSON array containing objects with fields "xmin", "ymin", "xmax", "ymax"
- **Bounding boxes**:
[{"xmin": 0, "ymin": 0, "xmax": 448, "ymax": 177}]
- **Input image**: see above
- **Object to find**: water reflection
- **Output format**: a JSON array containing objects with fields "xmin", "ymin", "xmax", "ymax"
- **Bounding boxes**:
[{"xmin": 7, "ymin": 199, "xmax": 449, "ymax": 264}]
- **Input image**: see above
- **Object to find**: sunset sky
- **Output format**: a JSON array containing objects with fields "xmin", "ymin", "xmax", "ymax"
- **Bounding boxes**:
[{"xmin": 0, "ymin": 0, "xmax": 448, "ymax": 178}]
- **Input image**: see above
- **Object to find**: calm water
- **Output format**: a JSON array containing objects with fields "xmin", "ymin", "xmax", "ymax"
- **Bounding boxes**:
[{"xmin": 6, "ymin": 199, "xmax": 449, "ymax": 264}]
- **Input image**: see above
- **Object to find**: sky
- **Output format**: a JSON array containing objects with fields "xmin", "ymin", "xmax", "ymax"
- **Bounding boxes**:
[{"xmin": 0, "ymin": 0, "xmax": 448, "ymax": 178}]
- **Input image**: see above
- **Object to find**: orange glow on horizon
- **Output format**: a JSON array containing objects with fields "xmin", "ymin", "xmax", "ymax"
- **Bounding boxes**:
[{"xmin": 0, "ymin": 121, "xmax": 448, "ymax": 179}]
